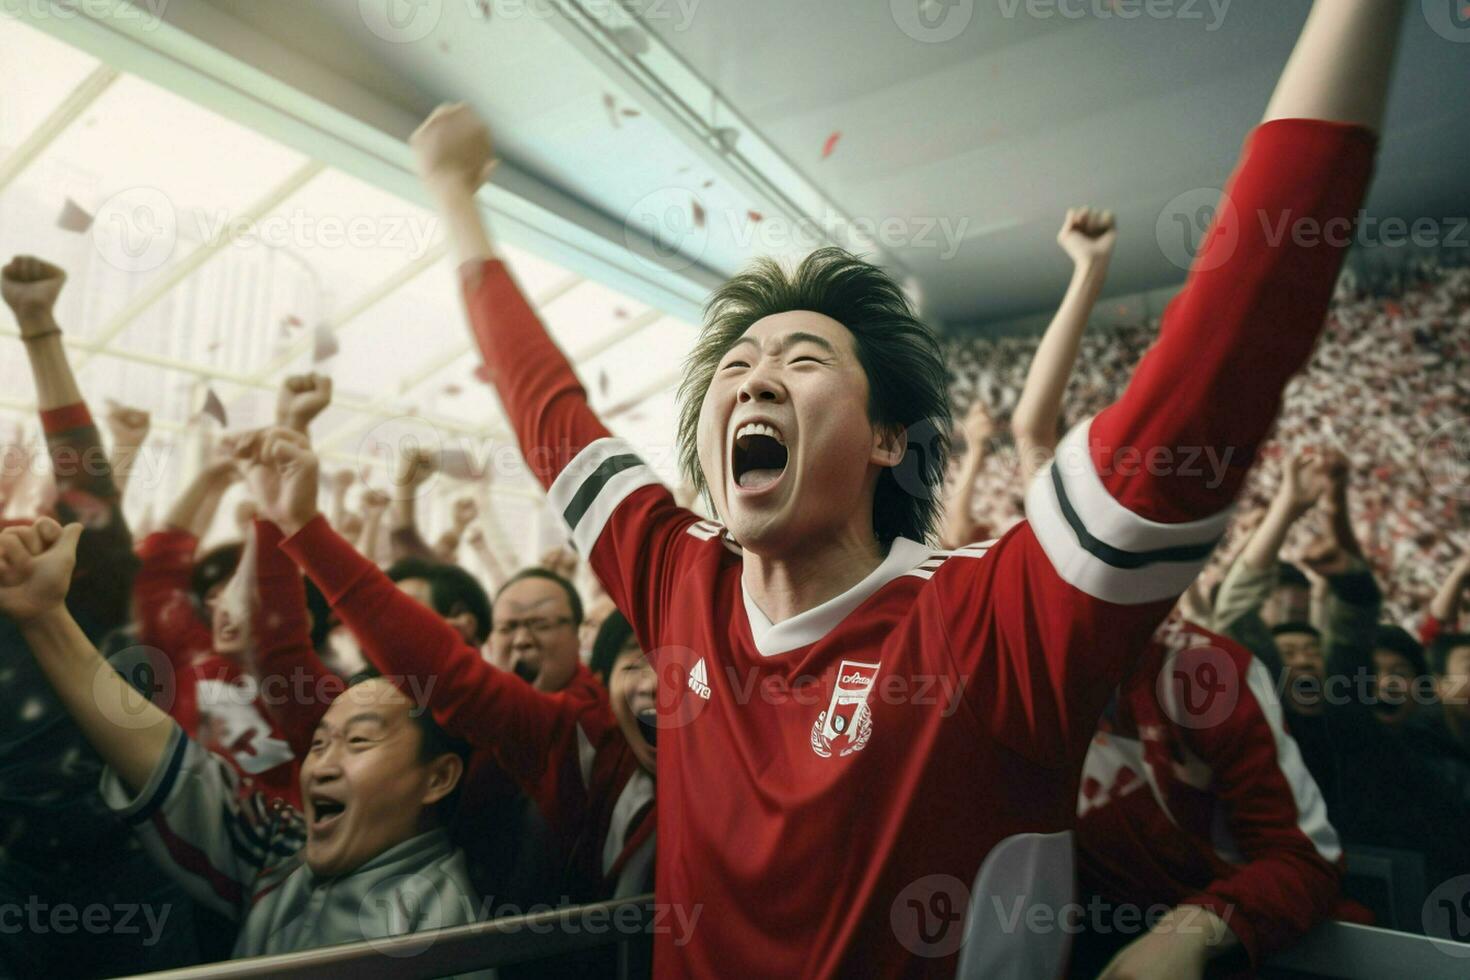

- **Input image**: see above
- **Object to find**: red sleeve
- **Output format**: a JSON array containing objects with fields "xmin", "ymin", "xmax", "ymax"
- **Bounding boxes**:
[
  {"xmin": 948, "ymin": 120, "xmax": 1379, "ymax": 766},
  {"xmin": 280, "ymin": 515, "xmax": 606, "ymax": 786},
  {"xmin": 1420, "ymin": 614, "xmax": 1445, "ymax": 648},
  {"xmin": 250, "ymin": 520, "xmax": 338, "ymax": 759},
  {"xmin": 134, "ymin": 529, "xmax": 210, "ymax": 733},
  {"xmin": 1175, "ymin": 638, "xmax": 1342, "ymax": 965},
  {"xmin": 461, "ymin": 261, "xmax": 703, "ymax": 663},
  {"xmin": 462, "ymin": 260, "xmax": 613, "ymax": 488}
]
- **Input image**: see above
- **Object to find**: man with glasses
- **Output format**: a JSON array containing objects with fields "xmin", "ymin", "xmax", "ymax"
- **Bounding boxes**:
[{"xmin": 491, "ymin": 568, "xmax": 584, "ymax": 692}]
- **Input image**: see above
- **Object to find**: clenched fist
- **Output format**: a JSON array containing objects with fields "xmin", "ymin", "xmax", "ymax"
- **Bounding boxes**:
[
  {"xmin": 1057, "ymin": 207, "xmax": 1117, "ymax": 266},
  {"xmin": 411, "ymin": 103, "xmax": 497, "ymax": 198},
  {"xmin": 276, "ymin": 374, "xmax": 333, "ymax": 433},
  {"xmin": 230, "ymin": 427, "xmax": 321, "ymax": 536},
  {"xmin": 2, "ymin": 255, "xmax": 67, "ymax": 333},
  {"xmin": 105, "ymin": 401, "xmax": 152, "ymax": 447},
  {"xmin": 0, "ymin": 518, "xmax": 83, "ymax": 623}
]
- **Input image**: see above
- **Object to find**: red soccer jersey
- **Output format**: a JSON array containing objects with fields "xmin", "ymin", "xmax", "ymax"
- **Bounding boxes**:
[
  {"xmin": 462, "ymin": 118, "xmax": 1376, "ymax": 977},
  {"xmin": 1076, "ymin": 620, "xmax": 1342, "ymax": 967},
  {"xmin": 134, "ymin": 527, "xmax": 300, "ymax": 805}
]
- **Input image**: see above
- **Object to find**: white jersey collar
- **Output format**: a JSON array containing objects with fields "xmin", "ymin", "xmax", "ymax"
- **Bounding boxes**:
[{"xmin": 742, "ymin": 537, "xmax": 931, "ymax": 657}]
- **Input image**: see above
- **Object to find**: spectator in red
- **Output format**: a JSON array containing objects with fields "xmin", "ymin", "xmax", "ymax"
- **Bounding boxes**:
[
  {"xmin": 131, "ymin": 375, "xmax": 336, "ymax": 806},
  {"xmin": 1075, "ymin": 622, "xmax": 1342, "ymax": 977}
]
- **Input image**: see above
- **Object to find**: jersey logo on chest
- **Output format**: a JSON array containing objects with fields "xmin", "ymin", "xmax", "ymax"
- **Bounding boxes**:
[{"xmin": 810, "ymin": 660, "xmax": 880, "ymax": 758}]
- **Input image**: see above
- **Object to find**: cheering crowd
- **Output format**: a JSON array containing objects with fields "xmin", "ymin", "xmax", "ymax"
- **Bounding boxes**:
[{"xmin": 0, "ymin": 2, "xmax": 1465, "ymax": 978}]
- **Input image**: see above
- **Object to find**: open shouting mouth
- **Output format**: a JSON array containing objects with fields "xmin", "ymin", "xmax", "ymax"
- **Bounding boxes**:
[
  {"xmin": 731, "ymin": 420, "xmax": 789, "ymax": 494},
  {"xmin": 308, "ymin": 792, "xmax": 348, "ymax": 835}
]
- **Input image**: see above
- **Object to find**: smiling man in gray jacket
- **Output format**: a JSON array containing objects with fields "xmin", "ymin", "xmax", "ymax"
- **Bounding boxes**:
[{"xmin": 0, "ymin": 516, "xmax": 489, "ymax": 969}]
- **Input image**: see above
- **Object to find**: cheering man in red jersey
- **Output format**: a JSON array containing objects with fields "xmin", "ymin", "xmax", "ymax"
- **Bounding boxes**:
[{"xmin": 408, "ymin": 3, "xmax": 1407, "ymax": 976}]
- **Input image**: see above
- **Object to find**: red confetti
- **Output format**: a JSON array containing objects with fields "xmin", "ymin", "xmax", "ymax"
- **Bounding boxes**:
[
  {"xmin": 691, "ymin": 198, "xmax": 706, "ymax": 228},
  {"xmin": 614, "ymin": 307, "xmax": 629, "ymax": 319},
  {"xmin": 473, "ymin": 364, "xmax": 492, "ymax": 384},
  {"xmin": 284, "ymin": 314, "xmax": 303, "ymax": 328},
  {"xmin": 821, "ymin": 131, "xmax": 841, "ymax": 159},
  {"xmin": 702, "ymin": 179, "xmax": 714, "ymax": 189},
  {"xmin": 602, "ymin": 92, "xmax": 621, "ymax": 129},
  {"xmin": 747, "ymin": 210, "xmax": 763, "ymax": 223},
  {"xmin": 443, "ymin": 384, "xmax": 463, "ymax": 396}
]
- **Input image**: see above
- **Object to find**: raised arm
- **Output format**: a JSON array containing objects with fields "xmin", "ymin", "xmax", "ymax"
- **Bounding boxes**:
[
  {"xmin": 104, "ymin": 401, "xmax": 152, "ymax": 500},
  {"xmin": 940, "ymin": 401, "xmax": 994, "ymax": 549},
  {"xmin": 0, "ymin": 519, "xmax": 173, "ymax": 793},
  {"xmin": 1426, "ymin": 553, "xmax": 1470, "ymax": 642},
  {"xmin": 1012, "ymin": 207, "xmax": 1115, "ymax": 486},
  {"xmin": 255, "ymin": 430, "xmax": 595, "ymax": 781},
  {"xmin": 388, "ymin": 447, "xmax": 440, "ymax": 563},
  {"xmin": 4, "ymin": 255, "xmax": 136, "ymax": 631}
]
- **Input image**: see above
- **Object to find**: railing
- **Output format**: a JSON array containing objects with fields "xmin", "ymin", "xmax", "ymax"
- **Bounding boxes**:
[
  {"xmin": 126, "ymin": 894, "xmax": 654, "ymax": 979},
  {"xmin": 122, "ymin": 901, "xmax": 1470, "ymax": 980}
]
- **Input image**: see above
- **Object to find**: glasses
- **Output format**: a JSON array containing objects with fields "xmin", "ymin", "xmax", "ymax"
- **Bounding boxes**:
[{"xmin": 492, "ymin": 616, "xmax": 574, "ymax": 639}]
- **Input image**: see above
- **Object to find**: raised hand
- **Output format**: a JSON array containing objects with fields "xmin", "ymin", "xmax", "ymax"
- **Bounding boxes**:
[
  {"xmin": 1277, "ymin": 451, "xmax": 1329, "ymax": 516},
  {"xmin": 410, "ymin": 103, "xmax": 496, "ymax": 198},
  {"xmin": 231, "ymin": 427, "xmax": 321, "ymax": 536},
  {"xmin": 0, "ymin": 518, "xmax": 83, "ymax": 623},
  {"xmin": 360, "ymin": 489, "xmax": 390, "ymax": 516},
  {"xmin": 1299, "ymin": 536, "xmax": 1355, "ymax": 578},
  {"xmin": 1057, "ymin": 207, "xmax": 1117, "ymax": 266},
  {"xmin": 1, "ymin": 255, "xmax": 67, "ymax": 331},
  {"xmin": 959, "ymin": 400, "xmax": 995, "ymax": 450},
  {"xmin": 105, "ymin": 400, "xmax": 152, "ymax": 447},
  {"xmin": 452, "ymin": 497, "xmax": 478, "ymax": 531},
  {"xmin": 395, "ymin": 446, "xmax": 438, "ymax": 494},
  {"xmin": 276, "ymin": 373, "xmax": 333, "ymax": 433}
]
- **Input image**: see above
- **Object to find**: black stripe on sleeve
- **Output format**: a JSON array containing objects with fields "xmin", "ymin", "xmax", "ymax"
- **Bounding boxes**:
[
  {"xmin": 562, "ymin": 453, "xmax": 644, "ymax": 531},
  {"xmin": 1051, "ymin": 465, "xmax": 1221, "ymax": 570}
]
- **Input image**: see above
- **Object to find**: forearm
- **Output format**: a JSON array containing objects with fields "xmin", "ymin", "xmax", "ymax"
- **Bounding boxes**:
[
  {"xmin": 20, "ymin": 608, "xmax": 174, "ymax": 794},
  {"xmin": 1429, "ymin": 563, "xmax": 1470, "ymax": 624},
  {"xmin": 941, "ymin": 457, "xmax": 983, "ymax": 550},
  {"xmin": 252, "ymin": 520, "xmax": 336, "ymax": 757},
  {"xmin": 467, "ymin": 535, "xmax": 509, "ymax": 594},
  {"xmin": 1012, "ymin": 258, "xmax": 1107, "ymax": 460},
  {"xmin": 1324, "ymin": 564, "xmax": 1381, "ymax": 678},
  {"xmin": 1263, "ymin": 0, "xmax": 1406, "ymax": 132},
  {"xmin": 21, "ymin": 329, "xmax": 83, "ymax": 411},
  {"xmin": 1240, "ymin": 496, "xmax": 1304, "ymax": 572},
  {"xmin": 165, "ymin": 469, "xmax": 231, "ymax": 536},
  {"xmin": 426, "ymin": 181, "xmax": 496, "ymax": 269},
  {"xmin": 1321, "ymin": 487, "xmax": 1363, "ymax": 560}
]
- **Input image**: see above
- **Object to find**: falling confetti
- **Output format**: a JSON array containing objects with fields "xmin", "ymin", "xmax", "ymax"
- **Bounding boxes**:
[
  {"xmin": 201, "ymin": 387, "xmax": 228, "ymax": 427},
  {"xmin": 443, "ymin": 383, "xmax": 463, "ymax": 396},
  {"xmin": 621, "ymin": 108, "xmax": 641, "ymax": 118},
  {"xmin": 438, "ymin": 40, "xmax": 450, "ymax": 54},
  {"xmin": 312, "ymin": 322, "xmax": 339, "ymax": 362},
  {"xmin": 712, "ymin": 127, "xmax": 740, "ymax": 154},
  {"xmin": 821, "ymin": 131, "xmax": 841, "ymax": 159},
  {"xmin": 691, "ymin": 198, "xmax": 706, "ymax": 229},
  {"xmin": 610, "ymin": 26, "xmax": 649, "ymax": 57},
  {"xmin": 284, "ymin": 314, "xmax": 304, "ymax": 328},
  {"xmin": 603, "ymin": 92, "xmax": 621, "ymax": 129},
  {"xmin": 56, "ymin": 197, "xmax": 94, "ymax": 233},
  {"xmin": 476, "ymin": 0, "xmax": 492, "ymax": 16},
  {"xmin": 702, "ymin": 179, "xmax": 714, "ymax": 189},
  {"xmin": 748, "ymin": 210, "xmax": 764, "ymax": 223},
  {"xmin": 614, "ymin": 307, "xmax": 629, "ymax": 319},
  {"xmin": 599, "ymin": 369, "xmax": 610, "ymax": 396},
  {"xmin": 473, "ymin": 364, "xmax": 493, "ymax": 384}
]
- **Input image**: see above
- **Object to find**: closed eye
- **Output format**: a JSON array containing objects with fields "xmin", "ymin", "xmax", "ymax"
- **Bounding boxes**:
[
  {"xmin": 790, "ymin": 356, "xmax": 825, "ymax": 365},
  {"xmin": 721, "ymin": 360, "xmax": 750, "ymax": 371}
]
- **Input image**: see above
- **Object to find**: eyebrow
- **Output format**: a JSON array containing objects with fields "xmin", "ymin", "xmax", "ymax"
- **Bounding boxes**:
[
  {"xmin": 727, "ymin": 332, "xmax": 840, "ymax": 358},
  {"xmin": 312, "ymin": 711, "xmax": 388, "ymax": 738}
]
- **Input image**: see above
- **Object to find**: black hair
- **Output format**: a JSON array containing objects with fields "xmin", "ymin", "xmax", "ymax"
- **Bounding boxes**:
[
  {"xmin": 1276, "ymin": 562, "xmax": 1310, "ymax": 590},
  {"xmin": 1373, "ymin": 625, "xmax": 1427, "ymax": 677},
  {"xmin": 496, "ymin": 567, "xmax": 584, "ymax": 627},
  {"xmin": 1428, "ymin": 632, "xmax": 1470, "ymax": 678},
  {"xmin": 191, "ymin": 542, "xmax": 243, "ymax": 603},
  {"xmin": 386, "ymin": 558, "xmax": 493, "ymax": 644},
  {"xmin": 345, "ymin": 669, "xmax": 470, "ymax": 820},
  {"xmin": 1271, "ymin": 621, "xmax": 1321, "ymax": 641},
  {"xmin": 676, "ymin": 247, "xmax": 953, "ymax": 546},
  {"xmin": 589, "ymin": 610, "xmax": 638, "ymax": 687}
]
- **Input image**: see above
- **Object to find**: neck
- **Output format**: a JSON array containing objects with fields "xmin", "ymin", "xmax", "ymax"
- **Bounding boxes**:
[{"xmin": 742, "ymin": 523, "xmax": 888, "ymax": 625}]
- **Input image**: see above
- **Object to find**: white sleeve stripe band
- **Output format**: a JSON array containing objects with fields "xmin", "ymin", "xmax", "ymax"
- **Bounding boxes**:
[
  {"xmin": 547, "ymin": 437, "xmax": 664, "ymax": 556},
  {"xmin": 1243, "ymin": 658, "xmax": 1343, "ymax": 862},
  {"xmin": 1025, "ymin": 418, "xmax": 1233, "ymax": 605}
]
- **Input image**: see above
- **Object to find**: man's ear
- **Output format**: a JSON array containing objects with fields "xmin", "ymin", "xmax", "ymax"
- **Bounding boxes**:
[
  {"xmin": 422, "ymin": 752, "xmax": 464, "ymax": 807},
  {"xmin": 871, "ymin": 423, "xmax": 907, "ymax": 469}
]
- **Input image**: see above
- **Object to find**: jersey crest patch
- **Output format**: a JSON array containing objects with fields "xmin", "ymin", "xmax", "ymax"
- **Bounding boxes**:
[{"xmin": 811, "ymin": 660, "xmax": 879, "ymax": 758}]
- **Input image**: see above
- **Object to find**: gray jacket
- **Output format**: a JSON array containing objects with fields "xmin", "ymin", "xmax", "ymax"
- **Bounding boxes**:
[{"xmin": 101, "ymin": 724, "xmax": 489, "ymax": 972}]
